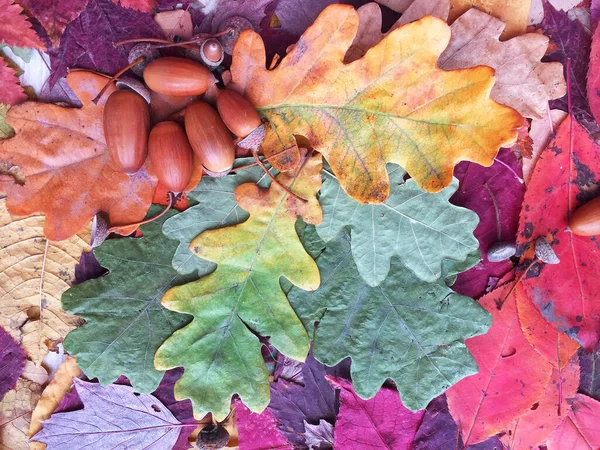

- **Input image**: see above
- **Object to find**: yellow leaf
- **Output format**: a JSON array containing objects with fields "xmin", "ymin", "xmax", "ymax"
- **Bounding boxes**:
[
  {"xmin": 448, "ymin": 0, "xmax": 531, "ymax": 39},
  {"xmin": 231, "ymin": 5, "xmax": 522, "ymax": 203}
]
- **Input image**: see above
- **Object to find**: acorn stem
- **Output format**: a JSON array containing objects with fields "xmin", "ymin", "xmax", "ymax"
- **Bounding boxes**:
[
  {"xmin": 114, "ymin": 29, "xmax": 233, "ymax": 49},
  {"xmin": 483, "ymin": 182, "xmax": 502, "ymax": 242},
  {"xmin": 251, "ymin": 149, "xmax": 308, "ymax": 203},
  {"xmin": 108, "ymin": 192, "xmax": 174, "ymax": 235},
  {"xmin": 92, "ymin": 56, "xmax": 146, "ymax": 104},
  {"xmin": 233, "ymin": 146, "xmax": 297, "ymax": 171}
]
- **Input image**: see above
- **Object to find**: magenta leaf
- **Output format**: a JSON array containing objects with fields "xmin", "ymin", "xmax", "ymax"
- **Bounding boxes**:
[
  {"xmin": 268, "ymin": 351, "xmax": 337, "ymax": 449},
  {"xmin": 32, "ymin": 378, "xmax": 195, "ymax": 449},
  {"xmin": 329, "ymin": 376, "xmax": 424, "ymax": 450},
  {"xmin": 236, "ymin": 400, "xmax": 293, "ymax": 450},
  {"xmin": 0, "ymin": 326, "xmax": 26, "ymax": 400},
  {"xmin": 539, "ymin": 0, "xmax": 599, "ymax": 134},
  {"xmin": 48, "ymin": 0, "xmax": 163, "ymax": 86},
  {"xmin": 579, "ymin": 342, "xmax": 600, "ymax": 402},
  {"xmin": 450, "ymin": 149, "xmax": 525, "ymax": 299}
]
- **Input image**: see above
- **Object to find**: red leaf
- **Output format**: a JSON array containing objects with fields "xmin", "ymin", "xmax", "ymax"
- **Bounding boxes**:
[
  {"xmin": 547, "ymin": 394, "xmax": 600, "ymax": 449},
  {"xmin": 236, "ymin": 400, "xmax": 293, "ymax": 450},
  {"xmin": 0, "ymin": 0, "xmax": 44, "ymax": 49},
  {"xmin": 16, "ymin": 0, "xmax": 88, "ymax": 48},
  {"xmin": 112, "ymin": 0, "xmax": 156, "ymax": 13},
  {"xmin": 328, "ymin": 376, "xmax": 424, "ymax": 450},
  {"xmin": 0, "ymin": 58, "xmax": 27, "ymax": 105},
  {"xmin": 446, "ymin": 281, "xmax": 553, "ymax": 445},
  {"xmin": 517, "ymin": 117, "xmax": 600, "ymax": 350},
  {"xmin": 500, "ymin": 357, "xmax": 580, "ymax": 450}
]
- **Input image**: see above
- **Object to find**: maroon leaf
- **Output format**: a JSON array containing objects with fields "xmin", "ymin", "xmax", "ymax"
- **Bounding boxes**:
[
  {"xmin": 73, "ymin": 251, "xmax": 107, "ymax": 285},
  {"xmin": 539, "ymin": 0, "xmax": 599, "ymax": 134},
  {"xmin": 16, "ymin": 0, "xmax": 89, "ymax": 48},
  {"xmin": 413, "ymin": 395, "xmax": 504, "ymax": 450},
  {"xmin": 32, "ymin": 378, "xmax": 196, "ymax": 448},
  {"xmin": 48, "ymin": 0, "xmax": 163, "ymax": 87},
  {"xmin": 0, "ymin": 326, "xmax": 26, "ymax": 400},
  {"xmin": 450, "ymin": 149, "xmax": 525, "ymax": 299},
  {"xmin": 328, "ymin": 376, "xmax": 424, "ymax": 450},
  {"xmin": 236, "ymin": 399, "xmax": 293, "ymax": 450},
  {"xmin": 268, "ymin": 351, "xmax": 337, "ymax": 449}
]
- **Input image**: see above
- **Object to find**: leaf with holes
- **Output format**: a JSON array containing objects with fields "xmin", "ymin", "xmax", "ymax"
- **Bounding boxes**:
[
  {"xmin": 154, "ymin": 154, "xmax": 323, "ymax": 421},
  {"xmin": 231, "ymin": 4, "xmax": 521, "ymax": 203},
  {"xmin": 318, "ymin": 166, "xmax": 479, "ymax": 286},
  {"xmin": 288, "ymin": 227, "xmax": 491, "ymax": 411}
]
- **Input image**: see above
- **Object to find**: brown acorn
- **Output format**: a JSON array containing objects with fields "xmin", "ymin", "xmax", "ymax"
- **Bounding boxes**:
[
  {"xmin": 569, "ymin": 196, "xmax": 600, "ymax": 236},
  {"xmin": 103, "ymin": 90, "xmax": 150, "ymax": 174},
  {"xmin": 143, "ymin": 57, "xmax": 214, "ymax": 96},
  {"xmin": 148, "ymin": 121, "xmax": 194, "ymax": 192},
  {"xmin": 185, "ymin": 101, "xmax": 235, "ymax": 175},
  {"xmin": 216, "ymin": 89, "xmax": 262, "ymax": 138}
]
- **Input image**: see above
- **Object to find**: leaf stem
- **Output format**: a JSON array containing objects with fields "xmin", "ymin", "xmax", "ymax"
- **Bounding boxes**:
[
  {"xmin": 108, "ymin": 192, "xmax": 174, "ymax": 235},
  {"xmin": 92, "ymin": 56, "xmax": 146, "ymax": 104},
  {"xmin": 233, "ymin": 146, "xmax": 297, "ymax": 171},
  {"xmin": 251, "ymin": 150, "xmax": 308, "ymax": 203},
  {"xmin": 484, "ymin": 182, "xmax": 502, "ymax": 242}
]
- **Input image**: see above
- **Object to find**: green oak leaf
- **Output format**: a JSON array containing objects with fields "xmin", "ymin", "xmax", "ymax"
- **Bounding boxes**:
[
  {"xmin": 163, "ymin": 159, "xmax": 270, "ymax": 276},
  {"xmin": 317, "ymin": 166, "xmax": 479, "ymax": 286},
  {"xmin": 288, "ymin": 227, "xmax": 491, "ymax": 411},
  {"xmin": 62, "ymin": 207, "xmax": 195, "ymax": 392}
]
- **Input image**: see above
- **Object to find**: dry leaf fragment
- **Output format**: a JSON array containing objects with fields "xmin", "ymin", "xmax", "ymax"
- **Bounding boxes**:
[
  {"xmin": 525, "ymin": 109, "xmax": 567, "ymax": 183},
  {"xmin": 439, "ymin": 8, "xmax": 566, "ymax": 119},
  {"xmin": 0, "ymin": 378, "xmax": 43, "ymax": 450},
  {"xmin": 448, "ymin": 0, "xmax": 532, "ymax": 39}
]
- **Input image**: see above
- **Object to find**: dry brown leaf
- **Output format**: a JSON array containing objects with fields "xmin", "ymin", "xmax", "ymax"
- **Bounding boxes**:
[
  {"xmin": 0, "ymin": 378, "xmax": 43, "ymax": 450},
  {"xmin": 524, "ymin": 109, "xmax": 568, "ymax": 183},
  {"xmin": 0, "ymin": 199, "xmax": 91, "ymax": 371},
  {"xmin": 154, "ymin": 9, "xmax": 193, "ymax": 41},
  {"xmin": 28, "ymin": 356, "xmax": 81, "ymax": 449},
  {"xmin": 439, "ymin": 8, "xmax": 566, "ymax": 119},
  {"xmin": 448, "ymin": 0, "xmax": 531, "ymax": 39}
]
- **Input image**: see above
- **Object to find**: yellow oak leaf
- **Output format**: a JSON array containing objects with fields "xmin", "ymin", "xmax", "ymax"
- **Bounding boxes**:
[
  {"xmin": 155, "ymin": 154, "xmax": 322, "ymax": 421},
  {"xmin": 231, "ymin": 4, "xmax": 522, "ymax": 203}
]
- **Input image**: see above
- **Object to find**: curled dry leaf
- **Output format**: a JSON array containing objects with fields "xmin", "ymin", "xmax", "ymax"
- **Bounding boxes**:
[
  {"xmin": 439, "ymin": 8, "xmax": 566, "ymax": 120},
  {"xmin": 0, "ymin": 198, "xmax": 91, "ymax": 372},
  {"xmin": 232, "ymin": 5, "xmax": 521, "ymax": 203},
  {"xmin": 0, "ymin": 71, "xmax": 157, "ymax": 241}
]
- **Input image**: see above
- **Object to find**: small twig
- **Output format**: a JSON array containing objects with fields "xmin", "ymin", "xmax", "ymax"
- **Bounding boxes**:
[
  {"xmin": 251, "ymin": 149, "xmax": 308, "ymax": 203},
  {"xmin": 114, "ymin": 28, "xmax": 233, "ymax": 49},
  {"xmin": 233, "ymin": 146, "xmax": 298, "ymax": 171},
  {"xmin": 484, "ymin": 182, "xmax": 502, "ymax": 242},
  {"xmin": 92, "ymin": 56, "xmax": 146, "ymax": 104}
]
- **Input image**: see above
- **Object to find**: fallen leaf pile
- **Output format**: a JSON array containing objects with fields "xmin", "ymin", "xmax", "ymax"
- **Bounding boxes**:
[{"xmin": 1, "ymin": 0, "xmax": 600, "ymax": 449}]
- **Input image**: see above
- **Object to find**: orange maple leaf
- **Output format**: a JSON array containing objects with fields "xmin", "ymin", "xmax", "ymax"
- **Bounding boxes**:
[
  {"xmin": 231, "ymin": 4, "xmax": 522, "ymax": 203},
  {"xmin": 0, "ymin": 72, "xmax": 157, "ymax": 240}
]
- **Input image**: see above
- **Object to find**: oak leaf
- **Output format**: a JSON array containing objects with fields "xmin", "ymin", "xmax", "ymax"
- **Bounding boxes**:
[
  {"xmin": 546, "ymin": 394, "xmax": 600, "ymax": 449},
  {"xmin": 154, "ymin": 154, "xmax": 323, "ymax": 421},
  {"xmin": 0, "ymin": 71, "xmax": 157, "ymax": 241},
  {"xmin": 62, "ymin": 208, "xmax": 194, "ymax": 393},
  {"xmin": 231, "ymin": 5, "xmax": 521, "ymax": 203},
  {"xmin": 0, "ymin": 0, "xmax": 44, "ymax": 50},
  {"xmin": 0, "ymin": 198, "xmax": 90, "ymax": 372},
  {"xmin": 438, "ymin": 8, "xmax": 566, "ymax": 119},
  {"xmin": 289, "ymin": 227, "xmax": 490, "ymax": 411},
  {"xmin": 448, "ymin": 0, "xmax": 531, "ymax": 38},
  {"xmin": 318, "ymin": 166, "xmax": 479, "ymax": 286},
  {"xmin": 16, "ymin": 0, "xmax": 88, "ymax": 48},
  {"xmin": 446, "ymin": 281, "xmax": 553, "ymax": 446},
  {"xmin": 517, "ymin": 118, "xmax": 600, "ymax": 350}
]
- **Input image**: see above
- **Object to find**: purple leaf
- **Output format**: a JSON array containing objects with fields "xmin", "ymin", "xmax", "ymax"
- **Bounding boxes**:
[
  {"xmin": 38, "ymin": 76, "xmax": 83, "ymax": 107},
  {"xmin": 268, "ymin": 351, "xmax": 337, "ymax": 449},
  {"xmin": 48, "ymin": 0, "xmax": 163, "ymax": 87},
  {"xmin": 539, "ymin": 0, "xmax": 599, "ymax": 134},
  {"xmin": 413, "ymin": 395, "xmax": 504, "ymax": 450},
  {"xmin": 592, "ymin": 0, "xmax": 600, "ymax": 32},
  {"xmin": 328, "ymin": 376, "xmax": 424, "ymax": 450},
  {"xmin": 274, "ymin": 352, "xmax": 304, "ymax": 384},
  {"xmin": 450, "ymin": 149, "xmax": 525, "ymax": 299},
  {"xmin": 236, "ymin": 399, "xmax": 293, "ymax": 450},
  {"xmin": 32, "ymin": 379, "xmax": 196, "ymax": 449},
  {"xmin": 579, "ymin": 341, "xmax": 600, "ymax": 402},
  {"xmin": 73, "ymin": 251, "xmax": 107, "ymax": 285},
  {"xmin": 0, "ymin": 326, "xmax": 26, "ymax": 400},
  {"xmin": 304, "ymin": 420, "xmax": 334, "ymax": 450}
]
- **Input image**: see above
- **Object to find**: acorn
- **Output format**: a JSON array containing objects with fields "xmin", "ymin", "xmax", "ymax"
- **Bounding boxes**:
[
  {"xmin": 216, "ymin": 89, "xmax": 261, "ymax": 138},
  {"xmin": 148, "ymin": 121, "xmax": 194, "ymax": 192},
  {"xmin": 185, "ymin": 101, "xmax": 235, "ymax": 176},
  {"xmin": 569, "ymin": 196, "xmax": 600, "ymax": 236},
  {"xmin": 196, "ymin": 423, "xmax": 229, "ymax": 450},
  {"xmin": 143, "ymin": 57, "xmax": 214, "ymax": 96},
  {"xmin": 103, "ymin": 89, "xmax": 150, "ymax": 174}
]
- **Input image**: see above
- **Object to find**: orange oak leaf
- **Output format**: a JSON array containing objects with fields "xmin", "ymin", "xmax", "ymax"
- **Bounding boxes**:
[
  {"xmin": 231, "ymin": 4, "xmax": 521, "ymax": 203},
  {"xmin": 516, "ymin": 283, "xmax": 580, "ymax": 369},
  {"xmin": 446, "ymin": 281, "xmax": 553, "ymax": 446},
  {"xmin": 0, "ymin": 0, "xmax": 44, "ymax": 50},
  {"xmin": 448, "ymin": 0, "xmax": 531, "ymax": 39},
  {"xmin": 438, "ymin": 8, "xmax": 566, "ymax": 120},
  {"xmin": 517, "ymin": 117, "xmax": 600, "ymax": 350},
  {"xmin": 0, "ymin": 58, "xmax": 27, "ymax": 105},
  {"xmin": 546, "ymin": 394, "xmax": 600, "ymax": 450},
  {"xmin": 0, "ymin": 71, "xmax": 157, "ymax": 241},
  {"xmin": 501, "ymin": 357, "xmax": 580, "ymax": 450}
]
